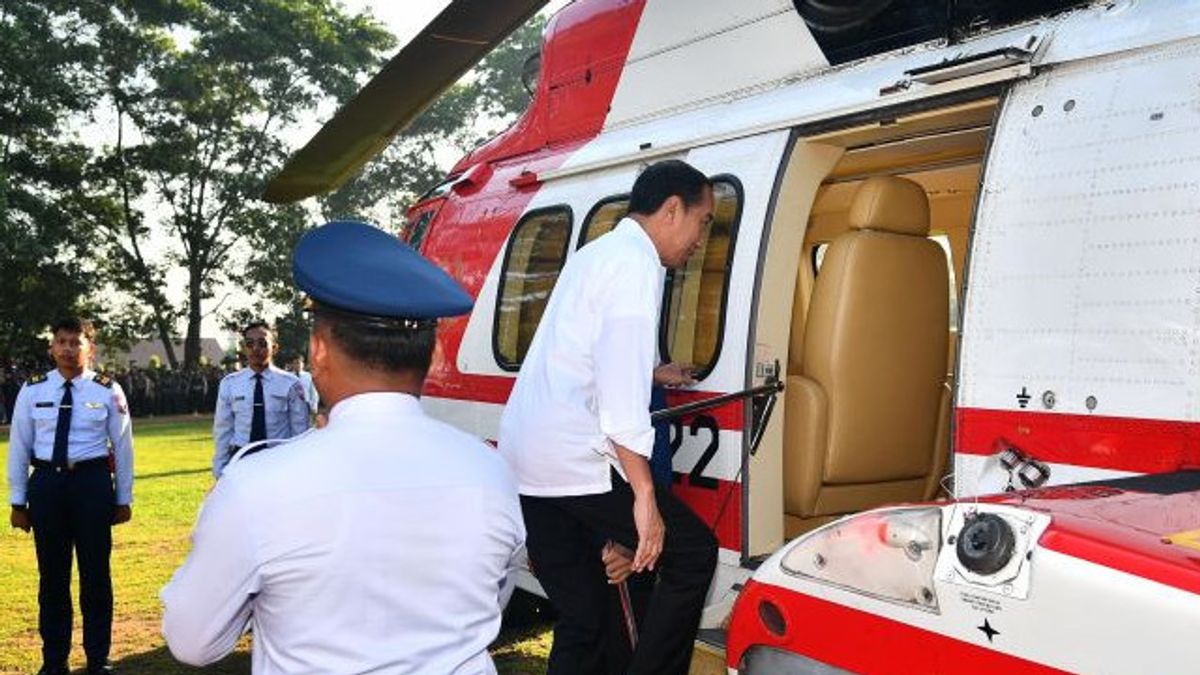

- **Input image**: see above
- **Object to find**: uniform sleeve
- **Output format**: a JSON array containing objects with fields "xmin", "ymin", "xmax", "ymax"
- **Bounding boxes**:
[
  {"xmin": 592, "ymin": 262, "xmax": 659, "ymax": 458},
  {"xmin": 6, "ymin": 384, "xmax": 35, "ymax": 506},
  {"xmin": 107, "ymin": 382, "xmax": 135, "ymax": 505},
  {"xmin": 160, "ymin": 476, "xmax": 260, "ymax": 665},
  {"xmin": 212, "ymin": 378, "xmax": 233, "ymax": 477},
  {"xmin": 288, "ymin": 379, "xmax": 310, "ymax": 437}
]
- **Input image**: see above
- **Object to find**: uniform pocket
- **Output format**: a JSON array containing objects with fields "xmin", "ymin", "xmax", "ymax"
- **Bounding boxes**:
[{"xmin": 30, "ymin": 406, "xmax": 59, "ymax": 436}]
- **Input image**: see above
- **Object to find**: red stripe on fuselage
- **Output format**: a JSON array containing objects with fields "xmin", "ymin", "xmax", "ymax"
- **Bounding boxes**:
[
  {"xmin": 955, "ymin": 407, "xmax": 1200, "ymax": 474},
  {"xmin": 726, "ymin": 579, "xmax": 1071, "ymax": 674}
]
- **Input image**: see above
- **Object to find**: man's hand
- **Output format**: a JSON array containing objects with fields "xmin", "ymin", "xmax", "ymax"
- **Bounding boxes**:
[
  {"xmin": 10, "ymin": 507, "xmax": 31, "ymax": 532},
  {"xmin": 653, "ymin": 362, "xmax": 696, "ymax": 389},
  {"xmin": 112, "ymin": 505, "xmax": 132, "ymax": 526},
  {"xmin": 602, "ymin": 540, "xmax": 634, "ymax": 584},
  {"xmin": 631, "ymin": 490, "xmax": 664, "ymax": 573}
]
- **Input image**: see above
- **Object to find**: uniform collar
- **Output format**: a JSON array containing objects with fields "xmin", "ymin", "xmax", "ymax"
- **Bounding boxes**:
[
  {"xmin": 327, "ymin": 392, "xmax": 423, "ymax": 426},
  {"xmin": 615, "ymin": 218, "xmax": 662, "ymax": 266},
  {"xmin": 46, "ymin": 368, "xmax": 94, "ymax": 388},
  {"xmin": 246, "ymin": 364, "xmax": 281, "ymax": 379}
]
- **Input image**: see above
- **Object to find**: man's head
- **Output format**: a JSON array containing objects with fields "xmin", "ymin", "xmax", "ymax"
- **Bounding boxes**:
[
  {"xmin": 240, "ymin": 321, "xmax": 276, "ymax": 372},
  {"xmin": 288, "ymin": 355, "xmax": 305, "ymax": 373},
  {"xmin": 291, "ymin": 220, "xmax": 474, "ymax": 409},
  {"xmin": 628, "ymin": 160, "xmax": 715, "ymax": 268},
  {"xmin": 308, "ymin": 306, "xmax": 436, "ymax": 401},
  {"xmin": 49, "ymin": 317, "xmax": 95, "ymax": 375}
]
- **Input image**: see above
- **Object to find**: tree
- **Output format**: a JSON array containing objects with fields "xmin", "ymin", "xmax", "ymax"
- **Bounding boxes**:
[
  {"xmin": 0, "ymin": 1, "xmax": 109, "ymax": 363},
  {"xmin": 320, "ymin": 13, "xmax": 548, "ymax": 224},
  {"xmin": 83, "ymin": 0, "xmax": 395, "ymax": 369}
]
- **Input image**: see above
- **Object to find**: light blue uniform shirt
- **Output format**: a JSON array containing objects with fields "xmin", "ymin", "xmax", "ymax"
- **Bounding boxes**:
[
  {"xmin": 6, "ymin": 369, "xmax": 135, "ymax": 505},
  {"xmin": 212, "ymin": 366, "xmax": 309, "ymax": 477}
]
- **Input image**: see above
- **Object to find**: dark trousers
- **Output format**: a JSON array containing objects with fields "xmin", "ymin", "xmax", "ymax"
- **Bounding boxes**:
[
  {"xmin": 27, "ymin": 464, "xmax": 115, "ymax": 668},
  {"xmin": 521, "ymin": 472, "xmax": 718, "ymax": 675}
]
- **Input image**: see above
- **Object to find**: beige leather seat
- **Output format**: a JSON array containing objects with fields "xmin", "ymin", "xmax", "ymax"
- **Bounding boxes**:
[{"xmin": 784, "ymin": 176, "xmax": 951, "ymax": 538}]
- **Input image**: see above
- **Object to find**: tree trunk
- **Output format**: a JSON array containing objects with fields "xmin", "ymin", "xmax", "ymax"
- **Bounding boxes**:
[{"xmin": 183, "ymin": 265, "xmax": 204, "ymax": 369}]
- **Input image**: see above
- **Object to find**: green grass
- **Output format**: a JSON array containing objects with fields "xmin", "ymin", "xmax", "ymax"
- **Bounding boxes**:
[{"xmin": 1, "ymin": 417, "xmax": 550, "ymax": 674}]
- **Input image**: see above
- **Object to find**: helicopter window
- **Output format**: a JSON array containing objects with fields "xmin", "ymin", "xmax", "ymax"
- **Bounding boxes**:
[
  {"xmin": 406, "ymin": 210, "xmax": 435, "ymax": 251},
  {"xmin": 578, "ymin": 195, "xmax": 630, "ymax": 249},
  {"xmin": 494, "ymin": 206, "xmax": 574, "ymax": 370},
  {"xmin": 660, "ymin": 176, "xmax": 743, "ymax": 380}
]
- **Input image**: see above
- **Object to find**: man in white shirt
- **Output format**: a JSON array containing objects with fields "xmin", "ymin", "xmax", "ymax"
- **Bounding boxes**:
[
  {"xmin": 499, "ymin": 160, "xmax": 719, "ymax": 675},
  {"xmin": 161, "ymin": 220, "xmax": 525, "ymax": 674},
  {"xmin": 211, "ymin": 322, "xmax": 310, "ymax": 477},
  {"xmin": 8, "ymin": 317, "xmax": 135, "ymax": 675},
  {"xmin": 287, "ymin": 355, "xmax": 319, "ymax": 414}
]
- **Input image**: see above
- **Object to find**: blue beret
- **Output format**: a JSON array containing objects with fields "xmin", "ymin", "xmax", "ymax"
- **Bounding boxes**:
[{"xmin": 293, "ymin": 220, "xmax": 473, "ymax": 320}]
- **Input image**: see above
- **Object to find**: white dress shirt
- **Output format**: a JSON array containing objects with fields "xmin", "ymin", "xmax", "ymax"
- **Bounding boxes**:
[
  {"xmin": 297, "ymin": 370, "xmax": 319, "ymax": 413},
  {"xmin": 212, "ymin": 365, "xmax": 309, "ymax": 477},
  {"xmin": 7, "ymin": 369, "xmax": 135, "ymax": 505},
  {"xmin": 162, "ymin": 392, "xmax": 526, "ymax": 674},
  {"xmin": 499, "ymin": 218, "xmax": 664, "ymax": 497}
]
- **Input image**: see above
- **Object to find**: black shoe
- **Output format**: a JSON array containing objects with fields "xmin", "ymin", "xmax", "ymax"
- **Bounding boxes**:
[
  {"xmin": 87, "ymin": 663, "xmax": 114, "ymax": 675},
  {"xmin": 35, "ymin": 666, "xmax": 68, "ymax": 675}
]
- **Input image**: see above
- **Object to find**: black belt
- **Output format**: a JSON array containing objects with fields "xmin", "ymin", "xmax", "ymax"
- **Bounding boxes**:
[{"xmin": 32, "ymin": 457, "xmax": 108, "ymax": 472}]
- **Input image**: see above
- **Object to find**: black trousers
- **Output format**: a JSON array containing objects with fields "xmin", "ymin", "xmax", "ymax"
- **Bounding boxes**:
[
  {"xmin": 27, "ymin": 463, "xmax": 115, "ymax": 668},
  {"xmin": 521, "ymin": 472, "xmax": 718, "ymax": 675}
]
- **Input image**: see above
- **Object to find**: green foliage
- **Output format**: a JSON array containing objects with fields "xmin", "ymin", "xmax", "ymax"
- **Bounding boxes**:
[{"xmin": 320, "ymin": 13, "xmax": 548, "ymax": 225}]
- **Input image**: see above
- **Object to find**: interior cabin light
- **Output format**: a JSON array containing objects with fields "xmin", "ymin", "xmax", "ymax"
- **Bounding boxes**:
[{"xmin": 780, "ymin": 507, "xmax": 943, "ymax": 611}]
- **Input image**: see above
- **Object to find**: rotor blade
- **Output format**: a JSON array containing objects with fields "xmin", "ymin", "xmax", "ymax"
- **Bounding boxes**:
[{"xmin": 263, "ymin": 0, "xmax": 548, "ymax": 204}]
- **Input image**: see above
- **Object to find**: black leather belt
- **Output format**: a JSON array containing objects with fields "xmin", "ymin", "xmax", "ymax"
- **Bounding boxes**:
[{"xmin": 32, "ymin": 457, "xmax": 108, "ymax": 472}]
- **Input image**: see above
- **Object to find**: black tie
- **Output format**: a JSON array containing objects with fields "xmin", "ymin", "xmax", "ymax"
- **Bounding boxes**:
[
  {"xmin": 250, "ymin": 373, "xmax": 266, "ymax": 443},
  {"xmin": 52, "ymin": 381, "xmax": 73, "ymax": 469}
]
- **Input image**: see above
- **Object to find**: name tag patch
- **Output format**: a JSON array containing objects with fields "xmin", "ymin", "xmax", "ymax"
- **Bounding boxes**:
[{"xmin": 34, "ymin": 401, "xmax": 54, "ymax": 408}]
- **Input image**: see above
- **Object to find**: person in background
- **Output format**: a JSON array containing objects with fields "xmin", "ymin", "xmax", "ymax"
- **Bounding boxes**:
[
  {"xmin": 288, "ymin": 355, "xmax": 319, "ymax": 416},
  {"xmin": 210, "ymin": 322, "xmax": 309, "ymax": 478},
  {"xmin": 7, "ymin": 317, "xmax": 134, "ymax": 675}
]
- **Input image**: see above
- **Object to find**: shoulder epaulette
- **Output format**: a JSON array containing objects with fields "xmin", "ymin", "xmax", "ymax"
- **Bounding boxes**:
[
  {"xmin": 93, "ymin": 374, "xmax": 113, "ymax": 388},
  {"xmin": 27, "ymin": 373, "xmax": 48, "ymax": 385}
]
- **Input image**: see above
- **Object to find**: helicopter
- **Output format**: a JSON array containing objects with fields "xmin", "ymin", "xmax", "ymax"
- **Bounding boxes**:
[{"xmin": 266, "ymin": 0, "xmax": 1200, "ymax": 671}]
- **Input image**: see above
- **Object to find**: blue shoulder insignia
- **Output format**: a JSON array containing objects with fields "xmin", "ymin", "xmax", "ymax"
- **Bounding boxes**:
[{"xmin": 93, "ymin": 374, "xmax": 113, "ymax": 388}]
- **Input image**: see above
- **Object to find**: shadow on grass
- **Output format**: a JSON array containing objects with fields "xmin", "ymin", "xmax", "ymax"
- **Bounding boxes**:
[
  {"xmin": 136, "ymin": 468, "xmax": 211, "ymax": 480},
  {"xmin": 111, "ymin": 647, "xmax": 249, "ymax": 674}
]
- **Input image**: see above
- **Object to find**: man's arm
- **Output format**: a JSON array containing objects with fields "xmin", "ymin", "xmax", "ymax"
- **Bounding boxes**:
[
  {"xmin": 160, "ymin": 477, "xmax": 259, "ymax": 665},
  {"xmin": 287, "ymin": 379, "xmax": 310, "ymax": 436},
  {"xmin": 7, "ymin": 384, "xmax": 34, "ymax": 531},
  {"xmin": 211, "ymin": 378, "xmax": 233, "ymax": 477},
  {"xmin": 107, "ymin": 382, "xmax": 135, "ymax": 522}
]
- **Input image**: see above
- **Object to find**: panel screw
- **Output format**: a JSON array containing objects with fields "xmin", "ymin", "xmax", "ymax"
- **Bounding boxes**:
[
  {"xmin": 1042, "ymin": 390, "xmax": 1056, "ymax": 409},
  {"xmin": 1031, "ymin": 104, "xmax": 1044, "ymax": 117},
  {"xmin": 1063, "ymin": 99, "xmax": 1076, "ymax": 112},
  {"xmin": 1085, "ymin": 395, "xmax": 1098, "ymax": 411},
  {"xmin": 813, "ymin": 553, "xmax": 826, "ymax": 569}
]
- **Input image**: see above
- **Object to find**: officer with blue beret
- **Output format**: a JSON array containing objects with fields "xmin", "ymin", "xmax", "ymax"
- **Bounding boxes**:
[
  {"xmin": 8, "ymin": 317, "xmax": 134, "ymax": 675},
  {"xmin": 161, "ymin": 221, "xmax": 526, "ymax": 674}
]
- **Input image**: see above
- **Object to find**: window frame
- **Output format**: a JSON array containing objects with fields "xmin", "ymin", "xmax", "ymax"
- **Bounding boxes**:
[
  {"xmin": 576, "ymin": 193, "xmax": 631, "ymax": 250},
  {"xmin": 491, "ymin": 204, "xmax": 575, "ymax": 371},
  {"xmin": 657, "ymin": 174, "xmax": 745, "ymax": 381}
]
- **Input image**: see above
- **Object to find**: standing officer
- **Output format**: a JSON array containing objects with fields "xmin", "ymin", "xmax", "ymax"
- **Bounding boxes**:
[
  {"xmin": 211, "ymin": 322, "xmax": 309, "ymax": 477},
  {"xmin": 7, "ymin": 317, "xmax": 134, "ymax": 675},
  {"xmin": 161, "ymin": 221, "xmax": 525, "ymax": 673},
  {"xmin": 499, "ymin": 160, "xmax": 719, "ymax": 675}
]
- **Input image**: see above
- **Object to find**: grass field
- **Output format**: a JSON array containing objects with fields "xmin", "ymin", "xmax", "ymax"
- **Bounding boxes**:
[{"xmin": 0, "ymin": 417, "xmax": 551, "ymax": 674}]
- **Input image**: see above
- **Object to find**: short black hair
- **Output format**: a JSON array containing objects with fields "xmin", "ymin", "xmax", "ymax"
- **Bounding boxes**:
[
  {"xmin": 242, "ymin": 321, "xmax": 273, "ymax": 338},
  {"xmin": 313, "ymin": 307, "xmax": 435, "ymax": 375},
  {"xmin": 51, "ymin": 317, "xmax": 96, "ymax": 341},
  {"xmin": 627, "ymin": 160, "xmax": 712, "ymax": 216}
]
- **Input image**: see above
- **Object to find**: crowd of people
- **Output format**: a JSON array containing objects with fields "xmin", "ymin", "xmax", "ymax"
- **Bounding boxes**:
[{"xmin": 1, "ymin": 360, "xmax": 317, "ymax": 425}]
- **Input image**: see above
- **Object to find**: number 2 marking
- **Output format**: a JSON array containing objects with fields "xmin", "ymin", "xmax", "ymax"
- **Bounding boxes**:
[{"xmin": 668, "ymin": 413, "xmax": 719, "ymax": 490}]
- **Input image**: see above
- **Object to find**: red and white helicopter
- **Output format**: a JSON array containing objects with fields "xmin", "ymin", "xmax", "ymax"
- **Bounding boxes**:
[{"xmin": 266, "ymin": 0, "xmax": 1200, "ymax": 672}]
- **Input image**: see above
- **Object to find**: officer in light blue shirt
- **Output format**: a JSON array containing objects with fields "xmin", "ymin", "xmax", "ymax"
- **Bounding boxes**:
[
  {"xmin": 211, "ymin": 322, "xmax": 310, "ymax": 477},
  {"xmin": 7, "ymin": 317, "xmax": 134, "ymax": 675}
]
